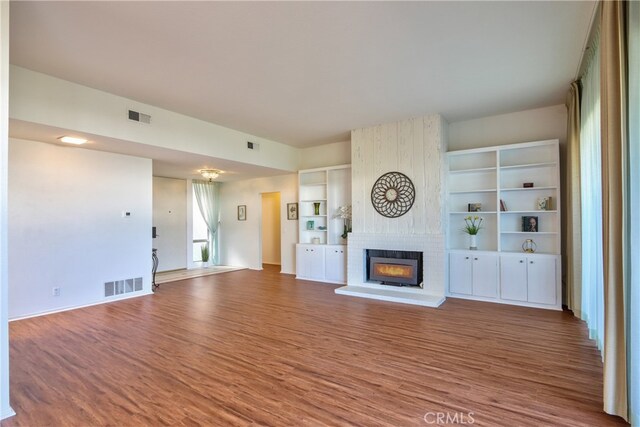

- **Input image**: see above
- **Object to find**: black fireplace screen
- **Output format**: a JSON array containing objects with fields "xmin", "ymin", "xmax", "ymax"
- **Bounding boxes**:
[{"xmin": 366, "ymin": 250, "xmax": 423, "ymax": 287}]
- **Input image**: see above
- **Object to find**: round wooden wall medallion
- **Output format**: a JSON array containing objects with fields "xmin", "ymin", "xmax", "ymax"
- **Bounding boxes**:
[{"xmin": 370, "ymin": 171, "xmax": 415, "ymax": 218}]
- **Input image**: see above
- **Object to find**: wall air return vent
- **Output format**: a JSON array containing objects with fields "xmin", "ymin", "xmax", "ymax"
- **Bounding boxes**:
[
  {"xmin": 104, "ymin": 277, "xmax": 144, "ymax": 297},
  {"xmin": 247, "ymin": 141, "xmax": 260, "ymax": 151},
  {"xmin": 128, "ymin": 109, "xmax": 151, "ymax": 124}
]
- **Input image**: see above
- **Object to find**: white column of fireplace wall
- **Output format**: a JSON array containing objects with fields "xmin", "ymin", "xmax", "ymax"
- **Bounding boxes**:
[
  {"xmin": 348, "ymin": 114, "xmax": 448, "ymax": 300},
  {"xmin": 347, "ymin": 233, "xmax": 445, "ymax": 296}
]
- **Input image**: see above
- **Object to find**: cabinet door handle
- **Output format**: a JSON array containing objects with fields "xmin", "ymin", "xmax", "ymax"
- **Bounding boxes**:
[
  {"xmin": 474, "ymin": 258, "xmax": 478, "ymax": 261},
  {"xmin": 530, "ymin": 261, "xmax": 534, "ymax": 264},
  {"xmin": 519, "ymin": 260, "xmax": 524, "ymax": 263},
  {"xmin": 465, "ymin": 256, "xmax": 469, "ymax": 260}
]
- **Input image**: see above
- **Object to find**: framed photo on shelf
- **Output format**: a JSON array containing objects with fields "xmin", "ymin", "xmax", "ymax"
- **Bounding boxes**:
[
  {"xmin": 468, "ymin": 203, "xmax": 482, "ymax": 212},
  {"xmin": 237, "ymin": 205, "xmax": 247, "ymax": 221},
  {"xmin": 522, "ymin": 216, "xmax": 539, "ymax": 232},
  {"xmin": 287, "ymin": 203, "xmax": 298, "ymax": 220},
  {"xmin": 537, "ymin": 196, "xmax": 552, "ymax": 210}
]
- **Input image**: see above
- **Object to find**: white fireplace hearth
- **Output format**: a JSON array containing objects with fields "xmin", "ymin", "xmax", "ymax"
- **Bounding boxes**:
[{"xmin": 334, "ymin": 232, "xmax": 446, "ymax": 307}]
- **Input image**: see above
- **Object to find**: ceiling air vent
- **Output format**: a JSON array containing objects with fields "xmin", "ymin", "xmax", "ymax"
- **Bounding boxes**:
[
  {"xmin": 128, "ymin": 109, "xmax": 151, "ymax": 124},
  {"xmin": 247, "ymin": 141, "xmax": 259, "ymax": 150}
]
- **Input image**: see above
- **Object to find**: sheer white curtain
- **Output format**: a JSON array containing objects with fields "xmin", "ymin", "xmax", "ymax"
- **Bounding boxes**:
[
  {"xmin": 627, "ymin": 1, "xmax": 639, "ymax": 423},
  {"xmin": 193, "ymin": 180, "xmax": 221, "ymax": 265},
  {"xmin": 579, "ymin": 34, "xmax": 605, "ymax": 353}
]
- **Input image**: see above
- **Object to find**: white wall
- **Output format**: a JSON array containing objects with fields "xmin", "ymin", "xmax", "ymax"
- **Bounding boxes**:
[
  {"xmin": 153, "ymin": 176, "xmax": 187, "ymax": 271},
  {"xmin": 298, "ymin": 140, "xmax": 351, "ymax": 170},
  {"xmin": 8, "ymin": 138, "xmax": 153, "ymax": 319},
  {"xmin": 0, "ymin": 1, "xmax": 13, "ymax": 420},
  {"xmin": 448, "ymin": 104, "xmax": 567, "ymax": 150},
  {"xmin": 261, "ymin": 192, "xmax": 281, "ymax": 265},
  {"xmin": 351, "ymin": 114, "xmax": 448, "ymax": 235},
  {"xmin": 9, "ymin": 66, "xmax": 299, "ymax": 172},
  {"xmin": 219, "ymin": 174, "xmax": 297, "ymax": 274}
]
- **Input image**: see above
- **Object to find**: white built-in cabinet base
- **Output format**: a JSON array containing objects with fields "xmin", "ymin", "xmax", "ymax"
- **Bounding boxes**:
[
  {"xmin": 448, "ymin": 250, "xmax": 561, "ymax": 310},
  {"xmin": 296, "ymin": 244, "xmax": 346, "ymax": 284}
]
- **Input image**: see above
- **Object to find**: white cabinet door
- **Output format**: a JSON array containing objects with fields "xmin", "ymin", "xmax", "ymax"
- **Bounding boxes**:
[
  {"xmin": 305, "ymin": 246, "xmax": 325, "ymax": 280},
  {"xmin": 296, "ymin": 245, "xmax": 325, "ymax": 280},
  {"xmin": 527, "ymin": 256, "xmax": 556, "ymax": 305},
  {"xmin": 296, "ymin": 245, "xmax": 309, "ymax": 278},
  {"xmin": 449, "ymin": 252, "xmax": 473, "ymax": 295},
  {"xmin": 472, "ymin": 253, "xmax": 498, "ymax": 298},
  {"xmin": 500, "ymin": 255, "xmax": 528, "ymax": 301},
  {"xmin": 325, "ymin": 246, "xmax": 346, "ymax": 283}
]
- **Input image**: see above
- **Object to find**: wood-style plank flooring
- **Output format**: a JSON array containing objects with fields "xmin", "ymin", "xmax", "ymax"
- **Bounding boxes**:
[{"xmin": 2, "ymin": 265, "xmax": 628, "ymax": 426}]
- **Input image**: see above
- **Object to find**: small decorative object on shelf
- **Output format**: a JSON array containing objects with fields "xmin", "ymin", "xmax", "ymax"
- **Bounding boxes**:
[
  {"xmin": 537, "ymin": 196, "xmax": 552, "ymax": 210},
  {"xmin": 522, "ymin": 216, "xmax": 539, "ymax": 232},
  {"xmin": 522, "ymin": 239, "xmax": 537, "ymax": 253},
  {"xmin": 306, "ymin": 220, "xmax": 315, "ymax": 230},
  {"xmin": 335, "ymin": 205, "xmax": 352, "ymax": 239},
  {"xmin": 468, "ymin": 203, "xmax": 482, "ymax": 212},
  {"xmin": 500, "ymin": 199, "xmax": 507, "ymax": 211},
  {"xmin": 523, "ymin": 182, "xmax": 534, "ymax": 188},
  {"xmin": 312, "ymin": 237, "xmax": 321, "ymax": 244},
  {"xmin": 462, "ymin": 216, "xmax": 483, "ymax": 250},
  {"xmin": 313, "ymin": 202, "xmax": 321, "ymax": 215}
]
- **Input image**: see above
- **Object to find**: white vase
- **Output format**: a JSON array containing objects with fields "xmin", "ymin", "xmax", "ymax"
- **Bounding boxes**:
[{"xmin": 469, "ymin": 234, "xmax": 478, "ymax": 250}]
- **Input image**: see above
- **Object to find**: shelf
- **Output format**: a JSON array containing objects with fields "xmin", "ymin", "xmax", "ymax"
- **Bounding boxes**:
[
  {"xmin": 449, "ymin": 189, "xmax": 497, "ymax": 195},
  {"xmin": 500, "ymin": 210, "xmax": 557, "ymax": 214},
  {"xmin": 300, "ymin": 199, "xmax": 327, "ymax": 202},
  {"xmin": 450, "ymin": 211, "xmax": 497, "ymax": 214},
  {"xmin": 500, "ymin": 162, "xmax": 557, "ymax": 170},
  {"xmin": 303, "ymin": 229, "xmax": 328, "ymax": 232},
  {"xmin": 449, "ymin": 166, "xmax": 497, "ymax": 174},
  {"xmin": 300, "ymin": 182, "xmax": 327, "ymax": 187},
  {"xmin": 500, "ymin": 186, "xmax": 556, "ymax": 192},
  {"xmin": 501, "ymin": 231, "xmax": 558, "ymax": 235},
  {"xmin": 301, "ymin": 215, "xmax": 327, "ymax": 218},
  {"xmin": 500, "ymin": 250, "xmax": 560, "ymax": 255}
]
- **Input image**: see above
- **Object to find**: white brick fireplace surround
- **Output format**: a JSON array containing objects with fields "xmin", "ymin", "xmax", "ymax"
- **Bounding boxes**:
[
  {"xmin": 335, "ymin": 233, "xmax": 446, "ymax": 307},
  {"xmin": 335, "ymin": 113, "xmax": 448, "ymax": 307}
]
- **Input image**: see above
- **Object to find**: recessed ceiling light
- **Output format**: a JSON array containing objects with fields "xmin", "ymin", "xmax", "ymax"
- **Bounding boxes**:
[{"xmin": 58, "ymin": 136, "xmax": 88, "ymax": 145}]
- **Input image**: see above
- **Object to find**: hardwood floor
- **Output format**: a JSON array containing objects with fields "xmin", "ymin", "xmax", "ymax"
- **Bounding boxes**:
[{"xmin": 2, "ymin": 265, "xmax": 628, "ymax": 426}]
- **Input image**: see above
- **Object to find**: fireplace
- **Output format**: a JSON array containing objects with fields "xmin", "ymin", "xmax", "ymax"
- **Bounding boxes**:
[{"xmin": 366, "ymin": 250, "xmax": 423, "ymax": 287}]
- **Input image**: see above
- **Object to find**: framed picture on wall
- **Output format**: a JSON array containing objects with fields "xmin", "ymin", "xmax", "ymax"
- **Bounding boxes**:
[
  {"xmin": 287, "ymin": 203, "xmax": 298, "ymax": 220},
  {"xmin": 238, "ymin": 205, "xmax": 247, "ymax": 221}
]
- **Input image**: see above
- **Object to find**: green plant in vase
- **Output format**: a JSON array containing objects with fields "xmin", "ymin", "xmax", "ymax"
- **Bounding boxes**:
[
  {"xmin": 201, "ymin": 243, "xmax": 210, "ymax": 265},
  {"xmin": 462, "ymin": 216, "xmax": 483, "ymax": 250}
]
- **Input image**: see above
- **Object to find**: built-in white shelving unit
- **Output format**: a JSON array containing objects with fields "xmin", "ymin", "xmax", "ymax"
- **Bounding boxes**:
[
  {"xmin": 297, "ymin": 164, "xmax": 351, "ymax": 284},
  {"xmin": 446, "ymin": 140, "xmax": 562, "ymax": 310}
]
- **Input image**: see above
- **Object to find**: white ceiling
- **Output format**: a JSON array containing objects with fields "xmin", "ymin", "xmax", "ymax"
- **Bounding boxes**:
[{"xmin": 9, "ymin": 1, "xmax": 595, "ymax": 149}]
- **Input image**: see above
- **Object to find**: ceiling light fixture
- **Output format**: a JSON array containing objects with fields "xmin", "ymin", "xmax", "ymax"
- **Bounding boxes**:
[
  {"xmin": 59, "ymin": 136, "xmax": 88, "ymax": 145},
  {"xmin": 199, "ymin": 169, "xmax": 223, "ymax": 182}
]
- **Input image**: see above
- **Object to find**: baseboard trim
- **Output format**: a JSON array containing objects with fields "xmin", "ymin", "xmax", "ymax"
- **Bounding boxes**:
[{"xmin": 9, "ymin": 290, "xmax": 154, "ymax": 322}]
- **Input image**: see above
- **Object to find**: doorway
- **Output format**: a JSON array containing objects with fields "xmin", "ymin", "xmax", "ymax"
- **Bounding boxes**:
[{"xmin": 261, "ymin": 192, "xmax": 281, "ymax": 267}]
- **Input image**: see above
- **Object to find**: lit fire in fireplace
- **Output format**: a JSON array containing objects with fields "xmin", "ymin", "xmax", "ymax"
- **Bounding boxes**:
[{"xmin": 373, "ymin": 263, "xmax": 414, "ymax": 279}]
